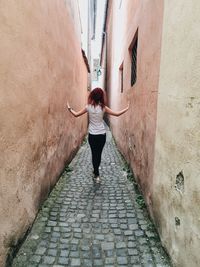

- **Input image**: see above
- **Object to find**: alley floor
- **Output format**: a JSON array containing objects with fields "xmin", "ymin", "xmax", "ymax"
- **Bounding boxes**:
[{"xmin": 12, "ymin": 130, "xmax": 172, "ymax": 267}]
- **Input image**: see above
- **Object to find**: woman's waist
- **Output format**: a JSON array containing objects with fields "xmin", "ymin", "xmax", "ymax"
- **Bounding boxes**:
[{"xmin": 88, "ymin": 123, "xmax": 106, "ymax": 134}]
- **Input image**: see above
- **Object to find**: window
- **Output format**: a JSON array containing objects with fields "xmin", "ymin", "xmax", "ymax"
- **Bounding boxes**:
[
  {"xmin": 130, "ymin": 32, "xmax": 138, "ymax": 87},
  {"xmin": 119, "ymin": 63, "xmax": 123, "ymax": 93}
]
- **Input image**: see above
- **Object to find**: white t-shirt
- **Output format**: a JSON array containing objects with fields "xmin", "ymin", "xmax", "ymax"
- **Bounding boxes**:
[{"xmin": 86, "ymin": 104, "xmax": 106, "ymax": 135}]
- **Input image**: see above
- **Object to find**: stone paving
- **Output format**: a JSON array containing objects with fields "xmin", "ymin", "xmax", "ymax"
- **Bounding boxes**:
[{"xmin": 12, "ymin": 130, "xmax": 172, "ymax": 267}]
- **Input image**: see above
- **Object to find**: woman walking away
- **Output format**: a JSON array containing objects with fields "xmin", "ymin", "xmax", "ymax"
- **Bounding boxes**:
[{"xmin": 67, "ymin": 87, "xmax": 129, "ymax": 184}]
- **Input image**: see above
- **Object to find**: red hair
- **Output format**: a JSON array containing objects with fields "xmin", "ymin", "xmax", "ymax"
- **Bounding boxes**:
[{"xmin": 88, "ymin": 88, "xmax": 106, "ymax": 109}]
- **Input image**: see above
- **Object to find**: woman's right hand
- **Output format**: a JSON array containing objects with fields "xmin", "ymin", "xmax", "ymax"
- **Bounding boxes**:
[{"xmin": 126, "ymin": 101, "xmax": 130, "ymax": 110}]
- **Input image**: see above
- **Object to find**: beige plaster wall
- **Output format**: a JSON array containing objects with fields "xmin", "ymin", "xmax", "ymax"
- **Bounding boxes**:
[
  {"xmin": 0, "ymin": 1, "xmax": 88, "ymax": 265},
  {"xmin": 153, "ymin": 1, "xmax": 200, "ymax": 266},
  {"xmin": 106, "ymin": 0, "xmax": 163, "ymax": 205}
]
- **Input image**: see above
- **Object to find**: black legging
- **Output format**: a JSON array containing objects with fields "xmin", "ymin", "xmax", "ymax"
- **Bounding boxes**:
[{"xmin": 88, "ymin": 133, "xmax": 106, "ymax": 177}]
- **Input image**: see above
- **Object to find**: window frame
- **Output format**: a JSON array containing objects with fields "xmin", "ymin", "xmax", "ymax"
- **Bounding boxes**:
[{"xmin": 129, "ymin": 29, "xmax": 138, "ymax": 87}]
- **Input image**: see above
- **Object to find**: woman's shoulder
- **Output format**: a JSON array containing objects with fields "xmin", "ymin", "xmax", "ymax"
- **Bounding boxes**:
[
  {"xmin": 86, "ymin": 104, "xmax": 94, "ymax": 112},
  {"xmin": 86, "ymin": 104, "xmax": 92, "ymax": 110}
]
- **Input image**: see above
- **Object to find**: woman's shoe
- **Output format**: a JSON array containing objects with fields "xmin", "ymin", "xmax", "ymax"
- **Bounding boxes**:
[{"xmin": 96, "ymin": 176, "xmax": 100, "ymax": 183}]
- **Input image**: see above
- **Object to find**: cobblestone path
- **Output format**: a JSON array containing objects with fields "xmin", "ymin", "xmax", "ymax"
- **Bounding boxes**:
[{"xmin": 12, "ymin": 131, "xmax": 172, "ymax": 267}]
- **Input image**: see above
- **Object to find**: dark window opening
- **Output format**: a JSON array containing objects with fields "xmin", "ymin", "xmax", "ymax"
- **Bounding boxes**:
[
  {"xmin": 131, "ymin": 37, "xmax": 138, "ymax": 86},
  {"xmin": 119, "ymin": 63, "xmax": 123, "ymax": 93}
]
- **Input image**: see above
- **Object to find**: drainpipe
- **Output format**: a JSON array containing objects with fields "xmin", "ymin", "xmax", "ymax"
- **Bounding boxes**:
[
  {"xmin": 102, "ymin": 30, "xmax": 109, "ymax": 126},
  {"xmin": 101, "ymin": 0, "xmax": 108, "ymax": 92},
  {"xmin": 102, "ymin": 31, "xmax": 107, "ymax": 92}
]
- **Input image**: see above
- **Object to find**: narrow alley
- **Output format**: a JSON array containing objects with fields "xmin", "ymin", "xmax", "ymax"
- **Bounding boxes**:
[
  {"xmin": 12, "ymin": 130, "xmax": 172, "ymax": 267},
  {"xmin": 1, "ymin": 1, "xmax": 200, "ymax": 266}
]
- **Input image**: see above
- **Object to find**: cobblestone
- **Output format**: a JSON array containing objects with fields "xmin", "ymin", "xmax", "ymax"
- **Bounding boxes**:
[{"xmin": 12, "ymin": 130, "xmax": 172, "ymax": 267}]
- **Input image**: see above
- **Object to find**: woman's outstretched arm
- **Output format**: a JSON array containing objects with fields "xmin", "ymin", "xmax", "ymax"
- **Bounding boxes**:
[
  {"xmin": 67, "ymin": 102, "xmax": 87, "ymax": 117},
  {"xmin": 105, "ymin": 104, "xmax": 129, "ymax": 117}
]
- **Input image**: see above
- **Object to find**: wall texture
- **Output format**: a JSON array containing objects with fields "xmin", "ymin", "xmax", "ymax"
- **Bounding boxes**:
[
  {"xmin": 105, "ymin": 0, "xmax": 163, "ymax": 208},
  {"xmin": 153, "ymin": 1, "xmax": 200, "ymax": 266},
  {"xmin": 0, "ymin": 1, "xmax": 88, "ymax": 265},
  {"xmin": 105, "ymin": 0, "xmax": 200, "ymax": 266}
]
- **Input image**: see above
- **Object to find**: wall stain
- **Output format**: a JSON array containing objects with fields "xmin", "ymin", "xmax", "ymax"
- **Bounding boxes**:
[{"xmin": 175, "ymin": 171, "xmax": 184, "ymax": 193}]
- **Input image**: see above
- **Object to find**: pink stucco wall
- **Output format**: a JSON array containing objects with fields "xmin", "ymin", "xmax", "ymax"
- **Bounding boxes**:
[
  {"xmin": 105, "ymin": 0, "xmax": 163, "ymax": 209},
  {"xmin": 0, "ymin": 1, "xmax": 88, "ymax": 265}
]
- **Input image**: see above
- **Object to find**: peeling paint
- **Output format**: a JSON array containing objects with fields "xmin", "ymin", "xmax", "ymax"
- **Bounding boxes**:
[
  {"xmin": 175, "ymin": 217, "xmax": 181, "ymax": 226},
  {"xmin": 175, "ymin": 171, "xmax": 184, "ymax": 193}
]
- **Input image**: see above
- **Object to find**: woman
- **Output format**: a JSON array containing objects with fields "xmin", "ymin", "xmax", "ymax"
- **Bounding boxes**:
[{"xmin": 67, "ymin": 88, "xmax": 129, "ymax": 183}]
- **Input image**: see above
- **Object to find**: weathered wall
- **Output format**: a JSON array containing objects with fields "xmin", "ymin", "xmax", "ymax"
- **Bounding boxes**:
[
  {"xmin": 106, "ymin": 0, "xmax": 200, "ymax": 266},
  {"xmin": 153, "ymin": 1, "xmax": 200, "ymax": 266},
  {"xmin": 0, "ymin": 1, "xmax": 88, "ymax": 266},
  {"xmin": 64, "ymin": 0, "xmax": 82, "ymax": 43},
  {"xmin": 106, "ymin": 0, "xmax": 163, "ymax": 205}
]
